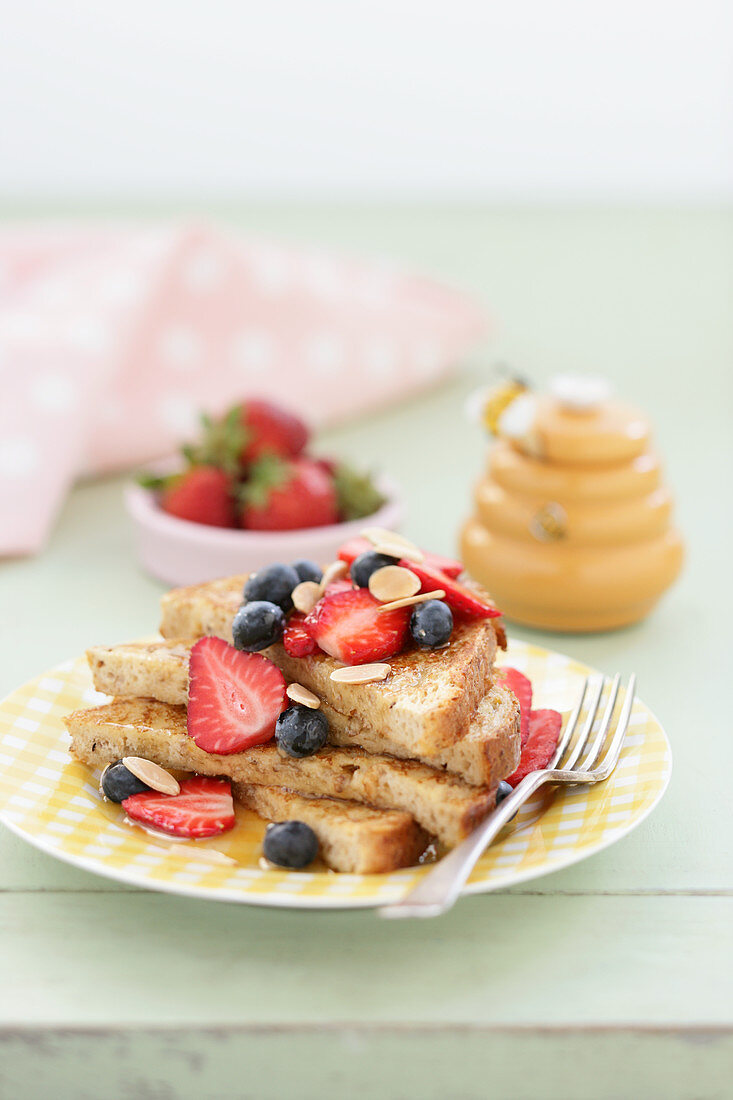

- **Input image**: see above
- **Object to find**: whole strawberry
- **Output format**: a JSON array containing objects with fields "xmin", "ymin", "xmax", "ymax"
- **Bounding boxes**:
[
  {"xmin": 241, "ymin": 455, "xmax": 338, "ymax": 531},
  {"xmin": 159, "ymin": 466, "xmax": 235, "ymax": 527},
  {"xmin": 241, "ymin": 399, "xmax": 309, "ymax": 463}
]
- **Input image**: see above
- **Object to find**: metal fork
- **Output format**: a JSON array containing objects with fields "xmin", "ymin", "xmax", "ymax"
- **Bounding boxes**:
[{"xmin": 378, "ymin": 673, "xmax": 635, "ymax": 919}]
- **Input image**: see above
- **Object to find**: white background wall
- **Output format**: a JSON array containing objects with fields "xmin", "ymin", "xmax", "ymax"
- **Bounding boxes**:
[{"xmin": 1, "ymin": 0, "xmax": 731, "ymax": 200}]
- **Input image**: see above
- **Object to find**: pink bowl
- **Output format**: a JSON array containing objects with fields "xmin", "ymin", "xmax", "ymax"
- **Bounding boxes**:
[{"xmin": 125, "ymin": 473, "xmax": 403, "ymax": 587}]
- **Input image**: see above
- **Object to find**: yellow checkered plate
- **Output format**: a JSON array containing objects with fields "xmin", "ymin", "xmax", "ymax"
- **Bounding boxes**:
[{"xmin": 0, "ymin": 642, "xmax": 671, "ymax": 909}]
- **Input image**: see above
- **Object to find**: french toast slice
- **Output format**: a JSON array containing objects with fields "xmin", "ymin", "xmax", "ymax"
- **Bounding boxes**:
[
  {"xmin": 159, "ymin": 575, "xmax": 501, "ymax": 756},
  {"xmin": 234, "ymin": 786, "xmax": 429, "ymax": 874},
  {"xmin": 64, "ymin": 697, "xmax": 497, "ymax": 847},
  {"xmin": 87, "ymin": 640, "xmax": 521, "ymax": 786}
]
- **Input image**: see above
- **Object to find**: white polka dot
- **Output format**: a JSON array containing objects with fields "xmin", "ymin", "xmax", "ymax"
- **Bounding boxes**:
[
  {"xmin": 354, "ymin": 268, "xmax": 398, "ymax": 309},
  {"xmin": 158, "ymin": 394, "xmax": 199, "ymax": 436},
  {"xmin": 63, "ymin": 316, "xmax": 110, "ymax": 356},
  {"xmin": 248, "ymin": 249, "xmax": 292, "ymax": 295},
  {"xmin": 29, "ymin": 373, "xmax": 79, "ymax": 413},
  {"xmin": 32, "ymin": 275, "xmax": 77, "ymax": 309},
  {"xmin": 182, "ymin": 250, "xmax": 224, "ymax": 293},
  {"xmin": 0, "ymin": 311, "xmax": 44, "ymax": 345},
  {"xmin": 158, "ymin": 326, "xmax": 202, "ymax": 371},
  {"xmin": 231, "ymin": 330, "xmax": 274, "ymax": 374},
  {"xmin": 412, "ymin": 338, "xmax": 442, "ymax": 377},
  {"xmin": 0, "ymin": 436, "xmax": 40, "ymax": 478},
  {"xmin": 97, "ymin": 270, "xmax": 145, "ymax": 307},
  {"xmin": 363, "ymin": 338, "xmax": 398, "ymax": 378},
  {"xmin": 304, "ymin": 332, "xmax": 345, "ymax": 377}
]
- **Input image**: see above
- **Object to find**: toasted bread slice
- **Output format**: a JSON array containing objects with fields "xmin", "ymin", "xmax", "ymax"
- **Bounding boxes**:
[
  {"xmin": 160, "ymin": 575, "xmax": 500, "ymax": 756},
  {"xmin": 87, "ymin": 640, "xmax": 520, "ymax": 786},
  {"xmin": 235, "ymin": 785, "xmax": 429, "ymax": 873},
  {"xmin": 64, "ymin": 697, "xmax": 497, "ymax": 847}
]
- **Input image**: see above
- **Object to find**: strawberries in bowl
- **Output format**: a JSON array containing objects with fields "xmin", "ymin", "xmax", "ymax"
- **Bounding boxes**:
[{"xmin": 126, "ymin": 399, "xmax": 402, "ymax": 586}]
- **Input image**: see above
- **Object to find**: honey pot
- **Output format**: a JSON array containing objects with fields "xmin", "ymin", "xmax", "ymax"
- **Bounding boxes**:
[{"xmin": 460, "ymin": 375, "xmax": 684, "ymax": 632}]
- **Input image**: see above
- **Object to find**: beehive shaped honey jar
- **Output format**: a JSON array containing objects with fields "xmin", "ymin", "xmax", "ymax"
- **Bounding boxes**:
[{"xmin": 460, "ymin": 375, "xmax": 684, "ymax": 631}]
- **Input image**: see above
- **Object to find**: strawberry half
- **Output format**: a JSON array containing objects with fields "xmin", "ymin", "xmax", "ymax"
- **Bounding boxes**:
[
  {"xmin": 188, "ymin": 637, "xmax": 287, "ymax": 754},
  {"xmin": 406, "ymin": 560, "xmax": 502, "ymax": 619},
  {"xmin": 497, "ymin": 666, "xmax": 532, "ymax": 745},
  {"xmin": 505, "ymin": 709, "xmax": 562, "ymax": 786},
  {"xmin": 282, "ymin": 613, "xmax": 318, "ymax": 658},
  {"xmin": 123, "ymin": 776, "xmax": 236, "ymax": 838},
  {"xmin": 304, "ymin": 587, "xmax": 410, "ymax": 665},
  {"xmin": 337, "ymin": 538, "xmax": 464, "ymax": 579}
]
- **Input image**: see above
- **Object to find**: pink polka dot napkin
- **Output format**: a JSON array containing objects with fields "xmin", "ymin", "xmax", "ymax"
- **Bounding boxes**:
[{"xmin": 0, "ymin": 223, "xmax": 487, "ymax": 556}]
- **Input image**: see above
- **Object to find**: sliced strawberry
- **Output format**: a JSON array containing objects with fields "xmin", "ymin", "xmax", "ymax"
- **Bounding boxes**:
[
  {"xmin": 337, "ymin": 537, "xmax": 372, "ymax": 566},
  {"xmin": 123, "ymin": 776, "xmax": 236, "ymax": 838},
  {"xmin": 497, "ymin": 666, "xmax": 532, "ymax": 745},
  {"xmin": 505, "ymin": 709, "xmax": 562, "ymax": 786},
  {"xmin": 282, "ymin": 613, "xmax": 318, "ymax": 658},
  {"xmin": 188, "ymin": 637, "xmax": 287, "ymax": 754},
  {"xmin": 424, "ymin": 552, "xmax": 464, "ymax": 579},
  {"xmin": 304, "ymin": 587, "xmax": 410, "ymax": 665},
  {"xmin": 337, "ymin": 537, "xmax": 464, "ymax": 580},
  {"xmin": 406, "ymin": 560, "xmax": 502, "ymax": 619}
]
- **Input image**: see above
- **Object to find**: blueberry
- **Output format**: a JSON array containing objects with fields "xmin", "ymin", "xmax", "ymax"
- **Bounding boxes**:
[
  {"xmin": 291, "ymin": 559, "xmax": 323, "ymax": 585},
  {"xmin": 243, "ymin": 563, "xmax": 300, "ymax": 612},
  {"xmin": 275, "ymin": 705, "xmax": 329, "ymax": 758},
  {"xmin": 351, "ymin": 550, "xmax": 399, "ymax": 588},
  {"xmin": 101, "ymin": 761, "xmax": 150, "ymax": 803},
  {"xmin": 495, "ymin": 780, "xmax": 517, "ymax": 819},
  {"xmin": 410, "ymin": 599, "xmax": 453, "ymax": 648},
  {"xmin": 232, "ymin": 600, "xmax": 285, "ymax": 651},
  {"xmin": 263, "ymin": 820, "xmax": 319, "ymax": 869},
  {"xmin": 495, "ymin": 780, "xmax": 513, "ymax": 805}
]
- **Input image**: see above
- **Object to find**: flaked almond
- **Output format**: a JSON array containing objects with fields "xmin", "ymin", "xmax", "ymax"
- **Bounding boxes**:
[
  {"xmin": 292, "ymin": 580, "xmax": 321, "ymax": 614},
  {"xmin": 372, "ymin": 540, "xmax": 424, "ymax": 563},
  {"xmin": 320, "ymin": 559, "xmax": 349, "ymax": 590},
  {"xmin": 376, "ymin": 589, "xmax": 446, "ymax": 613},
  {"xmin": 368, "ymin": 564, "xmax": 421, "ymax": 603},
  {"xmin": 362, "ymin": 527, "xmax": 420, "ymax": 554},
  {"xmin": 122, "ymin": 757, "xmax": 181, "ymax": 796},
  {"xmin": 329, "ymin": 663, "xmax": 392, "ymax": 685},
  {"xmin": 286, "ymin": 682, "xmax": 321, "ymax": 709}
]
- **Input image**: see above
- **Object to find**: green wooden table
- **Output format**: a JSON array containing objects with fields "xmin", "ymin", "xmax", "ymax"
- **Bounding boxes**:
[{"xmin": 1, "ymin": 206, "xmax": 731, "ymax": 1099}]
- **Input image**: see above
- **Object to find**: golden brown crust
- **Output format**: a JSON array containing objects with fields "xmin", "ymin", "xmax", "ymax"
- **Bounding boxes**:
[
  {"xmin": 64, "ymin": 697, "xmax": 497, "ymax": 847},
  {"xmin": 159, "ymin": 575, "xmax": 501, "ymax": 755},
  {"xmin": 234, "ymin": 785, "xmax": 429, "ymax": 874},
  {"xmin": 87, "ymin": 639, "xmax": 520, "ymax": 786}
]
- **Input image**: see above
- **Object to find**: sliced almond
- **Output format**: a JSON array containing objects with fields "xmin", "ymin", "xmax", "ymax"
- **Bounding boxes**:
[
  {"xmin": 122, "ymin": 757, "xmax": 181, "ymax": 796},
  {"xmin": 376, "ymin": 589, "xmax": 446, "ymax": 613},
  {"xmin": 362, "ymin": 527, "xmax": 418, "ymax": 552},
  {"xmin": 286, "ymin": 682, "xmax": 321, "ymax": 709},
  {"xmin": 372, "ymin": 540, "xmax": 424, "ymax": 563},
  {"xmin": 292, "ymin": 580, "xmax": 322, "ymax": 614},
  {"xmin": 320, "ymin": 559, "xmax": 348, "ymax": 590},
  {"xmin": 368, "ymin": 564, "xmax": 421, "ymax": 603},
  {"xmin": 330, "ymin": 663, "xmax": 392, "ymax": 684}
]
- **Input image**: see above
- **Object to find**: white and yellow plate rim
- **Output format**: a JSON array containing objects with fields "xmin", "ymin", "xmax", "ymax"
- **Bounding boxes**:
[{"xmin": 0, "ymin": 641, "xmax": 672, "ymax": 909}]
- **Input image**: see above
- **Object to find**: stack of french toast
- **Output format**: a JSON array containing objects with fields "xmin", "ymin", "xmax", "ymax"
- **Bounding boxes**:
[{"xmin": 64, "ymin": 532, "xmax": 521, "ymax": 873}]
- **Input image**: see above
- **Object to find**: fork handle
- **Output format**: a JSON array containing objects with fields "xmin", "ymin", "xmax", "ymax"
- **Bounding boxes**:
[{"xmin": 379, "ymin": 771, "xmax": 550, "ymax": 919}]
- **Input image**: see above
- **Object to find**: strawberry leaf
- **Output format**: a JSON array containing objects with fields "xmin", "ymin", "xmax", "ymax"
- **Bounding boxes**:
[
  {"xmin": 183, "ymin": 404, "xmax": 249, "ymax": 476},
  {"xmin": 332, "ymin": 462, "xmax": 386, "ymax": 522},
  {"xmin": 240, "ymin": 453, "xmax": 292, "ymax": 509}
]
